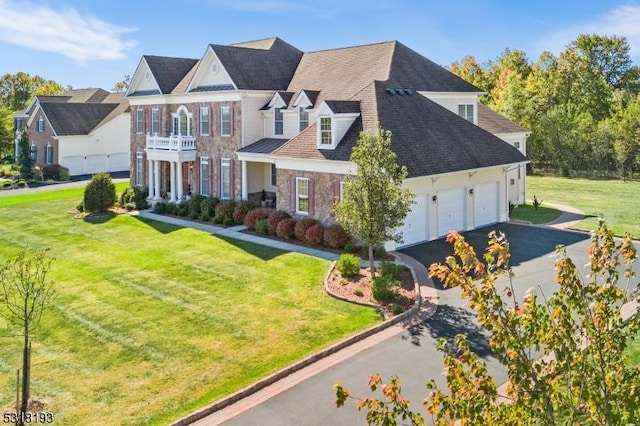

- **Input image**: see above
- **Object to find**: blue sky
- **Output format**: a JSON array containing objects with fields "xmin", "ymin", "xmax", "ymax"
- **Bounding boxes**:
[{"xmin": 1, "ymin": 0, "xmax": 640, "ymax": 91}]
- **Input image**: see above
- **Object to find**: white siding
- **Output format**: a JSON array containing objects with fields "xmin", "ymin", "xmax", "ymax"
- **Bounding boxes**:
[{"xmin": 242, "ymin": 95, "xmax": 272, "ymax": 146}]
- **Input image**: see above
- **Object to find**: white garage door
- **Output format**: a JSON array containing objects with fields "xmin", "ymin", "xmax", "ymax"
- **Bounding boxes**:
[
  {"xmin": 437, "ymin": 187, "xmax": 466, "ymax": 237},
  {"xmin": 86, "ymin": 154, "xmax": 108, "ymax": 174},
  {"xmin": 397, "ymin": 194, "xmax": 429, "ymax": 248},
  {"xmin": 473, "ymin": 181, "xmax": 500, "ymax": 228},
  {"xmin": 61, "ymin": 156, "xmax": 84, "ymax": 176},
  {"xmin": 109, "ymin": 152, "xmax": 129, "ymax": 172}
]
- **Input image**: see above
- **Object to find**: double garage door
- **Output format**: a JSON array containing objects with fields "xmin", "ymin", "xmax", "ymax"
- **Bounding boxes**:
[
  {"xmin": 61, "ymin": 153, "xmax": 129, "ymax": 176},
  {"xmin": 397, "ymin": 182, "xmax": 500, "ymax": 248}
]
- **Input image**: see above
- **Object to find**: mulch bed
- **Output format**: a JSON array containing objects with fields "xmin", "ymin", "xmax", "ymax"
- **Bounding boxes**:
[{"xmin": 326, "ymin": 264, "xmax": 417, "ymax": 318}]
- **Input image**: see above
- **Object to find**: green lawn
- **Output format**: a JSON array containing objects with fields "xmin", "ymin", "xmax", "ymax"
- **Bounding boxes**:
[
  {"xmin": 0, "ymin": 186, "xmax": 380, "ymax": 425},
  {"xmin": 509, "ymin": 203, "xmax": 561, "ymax": 224},
  {"xmin": 526, "ymin": 176, "xmax": 640, "ymax": 237}
]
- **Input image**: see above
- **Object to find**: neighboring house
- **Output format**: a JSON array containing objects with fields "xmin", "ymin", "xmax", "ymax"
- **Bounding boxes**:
[
  {"xmin": 126, "ymin": 37, "xmax": 528, "ymax": 248},
  {"xmin": 13, "ymin": 88, "xmax": 130, "ymax": 176}
]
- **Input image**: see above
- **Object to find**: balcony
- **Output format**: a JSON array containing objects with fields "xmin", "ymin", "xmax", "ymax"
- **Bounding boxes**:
[{"xmin": 146, "ymin": 134, "xmax": 196, "ymax": 152}]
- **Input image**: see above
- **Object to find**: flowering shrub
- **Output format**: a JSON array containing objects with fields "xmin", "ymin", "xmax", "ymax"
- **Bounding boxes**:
[
  {"xmin": 323, "ymin": 224, "xmax": 352, "ymax": 248},
  {"xmin": 244, "ymin": 208, "xmax": 271, "ymax": 230},
  {"xmin": 276, "ymin": 218, "xmax": 296, "ymax": 239},
  {"xmin": 267, "ymin": 210, "xmax": 291, "ymax": 235},
  {"xmin": 294, "ymin": 217, "xmax": 319, "ymax": 241},
  {"xmin": 233, "ymin": 200, "xmax": 255, "ymax": 224},
  {"xmin": 304, "ymin": 223, "xmax": 325, "ymax": 246}
]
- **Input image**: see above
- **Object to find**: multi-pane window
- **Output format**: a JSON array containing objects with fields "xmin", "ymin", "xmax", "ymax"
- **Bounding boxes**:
[
  {"xmin": 458, "ymin": 104, "xmax": 474, "ymax": 122},
  {"xmin": 173, "ymin": 109, "xmax": 192, "ymax": 136},
  {"xmin": 37, "ymin": 118, "xmax": 45, "ymax": 132},
  {"xmin": 514, "ymin": 141, "xmax": 520, "ymax": 149},
  {"xmin": 274, "ymin": 108, "xmax": 284, "ymax": 135},
  {"xmin": 200, "ymin": 157, "xmax": 210, "ymax": 196},
  {"xmin": 200, "ymin": 107, "xmax": 209, "ymax": 135},
  {"xmin": 296, "ymin": 177, "xmax": 309, "ymax": 214},
  {"xmin": 16, "ymin": 118, "xmax": 22, "ymax": 130},
  {"xmin": 45, "ymin": 144, "xmax": 53, "ymax": 164},
  {"xmin": 220, "ymin": 158, "xmax": 231, "ymax": 199},
  {"xmin": 299, "ymin": 107, "xmax": 309, "ymax": 132},
  {"xmin": 135, "ymin": 152, "xmax": 144, "ymax": 186},
  {"xmin": 30, "ymin": 144, "xmax": 37, "ymax": 162},
  {"xmin": 220, "ymin": 106, "xmax": 231, "ymax": 136},
  {"xmin": 270, "ymin": 164, "xmax": 277, "ymax": 186},
  {"xmin": 151, "ymin": 108, "xmax": 159, "ymax": 135},
  {"xmin": 136, "ymin": 109, "xmax": 144, "ymax": 133},
  {"xmin": 320, "ymin": 116, "xmax": 332, "ymax": 145}
]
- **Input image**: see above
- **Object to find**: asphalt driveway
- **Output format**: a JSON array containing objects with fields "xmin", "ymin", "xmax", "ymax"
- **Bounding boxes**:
[{"xmin": 208, "ymin": 223, "xmax": 639, "ymax": 425}]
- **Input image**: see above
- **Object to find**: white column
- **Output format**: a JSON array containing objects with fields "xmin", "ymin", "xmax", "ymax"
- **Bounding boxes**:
[
  {"xmin": 147, "ymin": 159, "xmax": 153, "ymax": 198},
  {"xmin": 153, "ymin": 160, "xmax": 161, "ymax": 200},
  {"xmin": 241, "ymin": 160, "xmax": 248, "ymax": 200},
  {"xmin": 169, "ymin": 161, "xmax": 176, "ymax": 202},
  {"xmin": 176, "ymin": 162, "xmax": 183, "ymax": 200}
]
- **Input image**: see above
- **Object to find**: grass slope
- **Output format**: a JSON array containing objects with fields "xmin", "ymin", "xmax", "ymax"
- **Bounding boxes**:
[
  {"xmin": 527, "ymin": 176, "xmax": 640, "ymax": 237},
  {"xmin": 0, "ymin": 187, "xmax": 379, "ymax": 425}
]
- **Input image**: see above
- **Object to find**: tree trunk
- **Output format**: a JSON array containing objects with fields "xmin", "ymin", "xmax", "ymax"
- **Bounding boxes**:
[
  {"xmin": 19, "ymin": 332, "xmax": 30, "ymax": 426},
  {"xmin": 368, "ymin": 244, "xmax": 376, "ymax": 278}
]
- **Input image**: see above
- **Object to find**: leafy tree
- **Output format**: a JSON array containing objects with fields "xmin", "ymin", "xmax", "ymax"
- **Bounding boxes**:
[
  {"xmin": 83, "ymin": 172, "xmax": 116, "ymax": 213},
  {"xmin": 0, "ymin": 72, "xmax": 64, "ymax": 112},
  {"xmin": 112, "ymin": 74, "xmax": 131, "ymax": 93},
  {"xmin": 0, "ymin": 249, "xmax": 56, "ymax": 423},
  {"xmin": 0, "ymin": 105, "xmax": 12, "ymax": 158},
  {"xmin": 612, "ymin": 96, "xmax": 640, "ymax": 179},
  {"xmin": 334, "ymin": 126, "xmax": 414, "ymax": 277},
  {"xmin": 335, "ymin": 220, "xmax": 640, "ymax": 425},
  {"xmin": 17, "ymin": 127, "xmax": 32, "ymax": 176}
]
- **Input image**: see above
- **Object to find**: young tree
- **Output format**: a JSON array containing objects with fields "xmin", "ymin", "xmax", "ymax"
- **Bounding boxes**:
[
  {"xmin": 0, "ymin": 249, "xmax": 56, "ymax": 422},
  {"xmin": 17, "ymin": 127, "xmax": 32, "ymax": 177},
  {"xmin": 334, "ymin": 126, "xmax": 414, "ymax": 276},
  {"xmin": 335, "ymin": 220, "xmax": 640, "ymax": 425}
]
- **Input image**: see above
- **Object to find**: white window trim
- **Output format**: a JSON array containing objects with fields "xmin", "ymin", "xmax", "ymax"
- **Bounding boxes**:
[
  {"xmin": 220, "ymin": 158, "xmax": 231, "ymax": 199},
  {"xmin": 171, "ymin": 105, "xmax": 193, "ymax": 137},
  {"xmin": 274, "ymin": 107, "xmax": 284, "ymax": 136},
  {"xmin": 136, "ymin": 109, "xmax": 144, "ymax": 134},
  {"xmin": 317, "ymin": 115, "xmax": 334, "ymax": 149},
  {"xmin": 298, "ymin": 107, "xmax": 309, "ymax": 132},
  {"xmin": 200, "ymin": 157, "xmax": 210, "ymax": 196},
  {"xmin": 220, "ymin": 106, "xmax": 231, "ymax": 136},
  {"xmin": 270, "ymin": 163, "xmax": 277, "ymax": 186},
  {"xmin": 296, "ymin": 177, "xmax": 309, "ymax": 215},
  {"xmin": 37, "ymin": 118, "xmax": 45, "ymax": 133},
  {"xmin": 458, "ymin": 104, "xmax": 474, "ymax": 123},
  {"xmin": 45, "ymin": 144, "xmax": 53, "ymax": 165},
  {"xmin": 151, "ymin": 108, "xmax": 159, "ymax": 135},
  {"xmin": 200, "ymin": 106, "xmax": 210, "ymax": 136},
  {"xmin": 339, "ymin": 180, "xmax": 345, "ymax": 202},
  {"xmin": 135, "ymin": 151, "xmax": 144, "ymax": 187}
]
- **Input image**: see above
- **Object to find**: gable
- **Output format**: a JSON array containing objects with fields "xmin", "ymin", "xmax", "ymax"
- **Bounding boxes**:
[
  {"xmin": 187, "ymin": 46, "xmax": 236, "ymax": 92},
  {"xmin": 127, "ymin": 58, "xmax": 161, "ymax": 97}
]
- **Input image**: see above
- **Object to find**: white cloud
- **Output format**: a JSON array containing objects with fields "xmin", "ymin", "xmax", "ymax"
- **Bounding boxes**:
[
  {"xmin": 532, "ymin": 4, "xmax": 640, "ymax": 61},
  {"xmin": 204, "ymin": 0, "xmax": 310, "ymax": 13},
  {"xmin": 0, "ymin": 0, "xmax": 137, "ymax": 64}
]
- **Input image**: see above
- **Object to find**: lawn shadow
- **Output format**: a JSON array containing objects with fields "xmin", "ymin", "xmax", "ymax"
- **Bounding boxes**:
[
  {"xmin": 82, "ymin": 212, "xmax": 119, "ymax": 225},
  {"xmin": 214, "ymin": 234, "xmax": 289, "ymax": 261},
  {"xmin": 131, "ymin": 215, "xmax": 184, "ymax": 234},
  {"xmin": 403, "ymin": 304, "xmax": 493, "ymax": 359}
]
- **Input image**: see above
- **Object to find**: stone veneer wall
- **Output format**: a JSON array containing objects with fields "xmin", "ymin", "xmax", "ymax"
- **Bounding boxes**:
[
  {"xmin": 276, "ymin": 168, "xmax": 345, "ymax": 223},
  {"xmin": 130, "ymin": 101, "xmax": 242, "ymax": 199}
]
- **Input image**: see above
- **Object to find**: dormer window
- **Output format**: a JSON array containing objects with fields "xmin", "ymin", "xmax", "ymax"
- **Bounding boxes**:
[
  {"xmin": 274, "ymin": 108, "xmax": 284, "ymax": 135},
  {"xmin": 319, "ymin": 116, "xmax": 332, "ymax": 146},
  {"xmin": 458, "ymin": 104, "xmax": 474, "ymax": 123},
  {"xmin": 299, "ymin": 107, "xmax": 309, "ymax": 132}
]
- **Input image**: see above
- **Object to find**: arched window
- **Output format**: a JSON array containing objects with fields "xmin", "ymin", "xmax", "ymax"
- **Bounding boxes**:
[{"xmin": 171, "ymin": 105, "xmax": 192, "ymax": 136}]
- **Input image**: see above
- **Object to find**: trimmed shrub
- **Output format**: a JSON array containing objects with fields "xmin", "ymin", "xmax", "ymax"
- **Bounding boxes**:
[
  {"xmin": 120, "ymin": 186, "xmax": 149, "ymax": 210},
  {"xmin": 371, "ymin": 275, "xmax": 400, "ymax": 303},
  {"xmin": 388, "ymin": 303, "xmax": 404, "ymax": 315},
  {"xmin": 232, "ymin": 200, "xmax": 255, "ymax": 225},
  {"xmin": 267, "ymin": 210, "xmax": 291, "ymax": 235},
  {"xmin": 294, "ymin": 217, "xmax": 319, "ymax": 241},
  {"xmin": 76, "ymin": 201, "xmax": 84, "ymax": 212},
  {"xmin": 380, "ymin": 261, "xmax": 408, "ymax": 280},
  {"xmin": 255, "ymin": 218, "xmax": 268, "ymax": 235},
  {"xmin": 83, "ymin": 172, "xmax": 116, "ymax": 213},
  {"xmin": 165, "ymin": 202, "xmax": 177, "ymax": 215},
  {"xmin": 374, "ymin": 246, "xmax": 387, "ymax": 259},
  {"xmin": 244, "ymin": 208, "xmax": 271, "ymax": 230},
  {"xmin": 153, "ymin": 201, "xmax": 167, "ymax": 214},
  {"xmin": 124, "ymin": 202, "xmax": 136, "ymax": 211},
  {"xmin": 177, "ymin": 200, "xmax": 189, "ymax": 217},
  {"xmin": 200, "ymin": 211, "xmax": 210, "ymax": 222},
  {"xmin": 42, "ymin": 164, "xmax": 70, "ymax": 181},
  {"xmin": 344, "ymin": 242, "xmax": 359, "ymax": 254},
  {"xmin": 336, "ymin": 253, "xmax": 361, "ymax": 278},
  {"xmin": 304, "ymin": 223, "xmax": 324, "ymax": 246},
  {"xmin": 201, "ymin": 197, "xmax": 220, "ymax": 218},
  {"xmin": 213, "ymin": 200, "xmax": 237, "ymax": 224},
  {"xmin": 323, "ymin": 224, "xmax": 351, "ymax": 249},
  {"xmin": 275, "ymin": 218, "xmax": 296, "ymax": 239},
  {"xmin": 188, "ymin": 194, "xmax": 207, "ymax": 217}
]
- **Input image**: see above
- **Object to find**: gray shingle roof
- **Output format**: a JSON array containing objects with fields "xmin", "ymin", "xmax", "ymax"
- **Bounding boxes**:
[
  {"xmin": 210, "ymin": 38, "xmax": 303, "ymax": 90},
  {"xmin": 238, "ymin": 138, "xmax": 288, "ymax": 154},
  {"xmin": 477, "ymin": 103, "xmax": 528, "ymax": 134},
  {"xmin": 144, "ymin": 55, "xmax": 199, "ymax": 94},
  {"xmin": 189, "ymin": 84, "xmax": 235, "ymax": 92},
  {"xmin": 40, "ymin": 102, "xmax": 120, "ymax": 136},
  {"xmin": 273, "ymin": 82, "xmax": 526, "ymax": 178},
  {"xmin": 324, "ymin": 100, "xmax": 361, "ymax": 114}
]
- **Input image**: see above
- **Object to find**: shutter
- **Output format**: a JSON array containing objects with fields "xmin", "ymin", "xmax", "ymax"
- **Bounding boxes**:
[
  {"xmin": 333, "ymin": 181, "xmax": 340, "ymax": 202},
  {"xmin": 230, "ymin": 105, "xmax": 234, "ymax": 136},
  {"xmin": 216, "ymin": 159, "xmax": 221, "ymax": 198},
  {"xmin": 145, "ymin": 108, "xmax": 150, "ymax": 134},
  {"xmin": 229, "ymin": 159, "xmax": 235, "ymax": 199},
  {"xmin": 308, "ymin": 179, "xmax": 315, "ymax": 216},
  {"xmin": 290, "ymin": 177, "xmax": 296, "ymax": 211}
]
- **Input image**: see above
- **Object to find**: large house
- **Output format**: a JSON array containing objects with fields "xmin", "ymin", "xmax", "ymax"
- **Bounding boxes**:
[
  {"xmin": 126, "ymin": 37, "xmax": 528, "ymax": 248},
  {"xmin": 13, "ymin": 88, "xmax": 130, "ymax": 176}
]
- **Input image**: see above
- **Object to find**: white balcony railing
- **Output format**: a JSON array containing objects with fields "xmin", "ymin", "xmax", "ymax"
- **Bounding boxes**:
[{"xmin": 146, "ymin": 134, "xmax": 196, "ymax": 152}]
